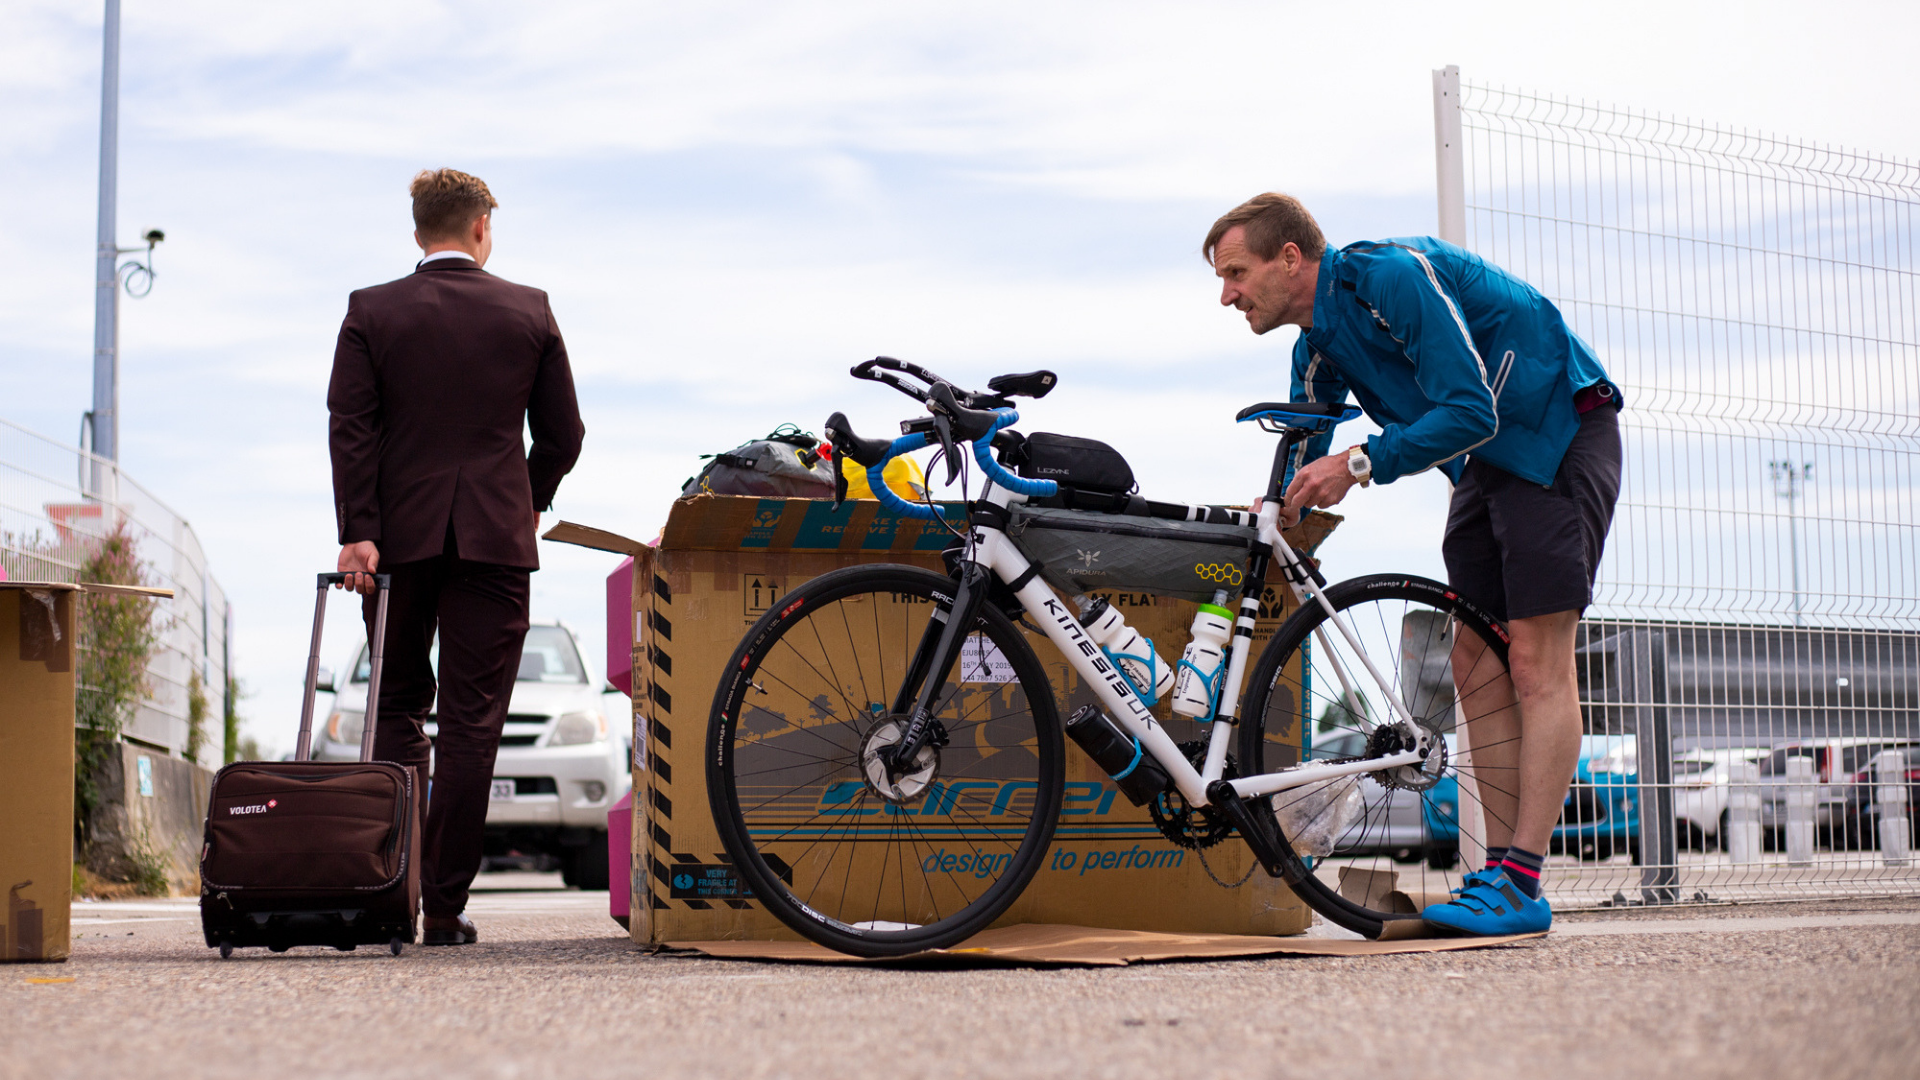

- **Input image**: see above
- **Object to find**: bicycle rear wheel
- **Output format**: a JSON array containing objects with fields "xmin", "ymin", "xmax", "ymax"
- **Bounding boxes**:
[
  {"xmin": 707, "ymin": 563, "xmax": 1064, "ymax": 957},
  {"xmin": 1238, "ymin": 575, "xmax": 1512, "ymax": 937}
]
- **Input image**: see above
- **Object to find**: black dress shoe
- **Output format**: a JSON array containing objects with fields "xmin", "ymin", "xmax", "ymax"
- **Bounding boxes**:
[{"xmin": 422, "ymin": 914, "xmax": 478, "ymax": 945}]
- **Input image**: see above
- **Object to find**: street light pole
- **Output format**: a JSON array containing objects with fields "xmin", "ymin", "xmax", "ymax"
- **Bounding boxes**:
[
  {"xmin": 89, "ymin": 0, "xmax": 122, "ymax": 482},
  {"xmin": 86, "ymin": 0, "xmax": 162, "ymax": 500},
  {"xmin": 1770, "ymin": 460, "xmax": 1813, "ymax": 626}
]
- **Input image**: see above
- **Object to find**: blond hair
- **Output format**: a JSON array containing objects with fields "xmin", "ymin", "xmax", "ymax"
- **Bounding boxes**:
[{"xmin": 409, "ymin": 168, "xmax": 498, "ymax": 240}]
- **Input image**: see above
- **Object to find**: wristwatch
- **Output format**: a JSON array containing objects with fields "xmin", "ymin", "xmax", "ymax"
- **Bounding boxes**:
[{"xmin": 1346, "ymin": 444, "xmax": 1372, "ymax": 488}]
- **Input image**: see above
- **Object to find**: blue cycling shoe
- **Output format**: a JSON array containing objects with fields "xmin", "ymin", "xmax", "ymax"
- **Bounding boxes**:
[{"xmin": 1421, "ymin": 869, "xmax": 1552, "ymax": 935}]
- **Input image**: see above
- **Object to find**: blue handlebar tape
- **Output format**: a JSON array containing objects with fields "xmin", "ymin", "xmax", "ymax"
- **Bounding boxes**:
[
  {"xmin": 866, "ymin": 432, "xmax": 948, "ymax": 521},
  {"xmin": 972, "ymin": 409, "xmax": 1058, "ymax": 498}
]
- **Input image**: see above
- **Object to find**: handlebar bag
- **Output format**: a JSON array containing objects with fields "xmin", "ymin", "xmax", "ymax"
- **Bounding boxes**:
[
  {"xmin": 1007, "ymin": 433, "xmax": 1135, "ymax": 495},
  {"xmin": 1007, "ymin": 505, "xmax": 1259, "ymax": 602}
]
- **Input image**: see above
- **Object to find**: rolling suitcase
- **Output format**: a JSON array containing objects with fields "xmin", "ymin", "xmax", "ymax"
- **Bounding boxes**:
[{"xmin": 200, "ymin": 572, "xmax": 421, "ymax": 957}]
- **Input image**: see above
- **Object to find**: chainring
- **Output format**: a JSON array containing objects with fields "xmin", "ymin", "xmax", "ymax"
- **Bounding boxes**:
[{"xmin": 1148, "ymin": 740, "xmax": 1237, "ymax": 850}]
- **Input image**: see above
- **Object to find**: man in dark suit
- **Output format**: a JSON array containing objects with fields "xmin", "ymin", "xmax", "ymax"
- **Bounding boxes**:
[{"xmin": 328, "ymin": 168, "xmax": 585, "ymax": 945}]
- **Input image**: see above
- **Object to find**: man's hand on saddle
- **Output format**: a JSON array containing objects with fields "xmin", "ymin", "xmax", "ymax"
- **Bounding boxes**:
[{"xmin": 1277, "ymin": 452, "xmax": 1361, "ymax": 528}]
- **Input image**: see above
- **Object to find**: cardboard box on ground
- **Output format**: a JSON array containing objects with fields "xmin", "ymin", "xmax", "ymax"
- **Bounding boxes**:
[
  {"xmin": 0, "ymin": 581, "xmax": 173, "ymax": 962},
  {"xmin": 547, "ymin": 495, "xmax": 1341, "ymax": 946}
]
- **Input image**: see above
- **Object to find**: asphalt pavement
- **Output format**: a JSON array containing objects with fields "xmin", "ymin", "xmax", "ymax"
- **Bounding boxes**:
[{"xmin": 7, "ymin": 876, "xmax": 1915, "ymax": 1080}]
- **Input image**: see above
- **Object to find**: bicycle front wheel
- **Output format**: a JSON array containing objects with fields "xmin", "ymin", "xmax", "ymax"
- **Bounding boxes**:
[
  {"xmin": 707, "ymin": 563, "xmax": 1064, "ymax": 956},
  {"xmin": 1239, "ymin": 575, "xmax": 1512, "ymax": 937}
]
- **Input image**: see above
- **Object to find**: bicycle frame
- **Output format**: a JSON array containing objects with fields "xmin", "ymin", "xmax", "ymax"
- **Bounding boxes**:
[{"xmin": 964, "ymin": 485, "xmax": 1428, "ymax": 810}]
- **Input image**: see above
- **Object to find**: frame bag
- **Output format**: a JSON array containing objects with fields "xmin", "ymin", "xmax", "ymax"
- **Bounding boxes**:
[{"xmin": 1007, "ymin": 505, "xmax": 1259, "ymax": 603}]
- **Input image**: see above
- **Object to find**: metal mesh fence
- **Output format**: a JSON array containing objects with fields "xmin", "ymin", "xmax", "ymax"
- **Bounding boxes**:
[
  {"xmin": 1438, "ymin": 69, "xmax": 1919, "ymax": 905},
  {"xmin": 1, "ymin": 416, "xmax": 230, "ymax": 768}
]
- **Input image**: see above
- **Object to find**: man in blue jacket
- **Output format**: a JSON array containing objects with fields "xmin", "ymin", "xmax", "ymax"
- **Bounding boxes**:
[{"xmin": 1205, "ymin": 192, "xmax": 1622, "ymax": 934}]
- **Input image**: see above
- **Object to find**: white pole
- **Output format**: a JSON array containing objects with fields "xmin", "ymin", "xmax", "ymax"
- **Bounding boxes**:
[
  {"xmin": 1874, "ymin": 749, "xmax": 1910, "ymax": 868},
  {"xmin": 1433, "ymin": 65, "xmax": 1467, "ymax": 246},
  {"xmin": 1784, "ymin": 755, "xmax": 1816, "ymax": 867},
  {"xmin": 91, "ymin": 0, "xmax": 121, "ymax": 478},
  {"xmin": 1725, "ymin": 760, "xmax": 1762, "ymax": 865}
]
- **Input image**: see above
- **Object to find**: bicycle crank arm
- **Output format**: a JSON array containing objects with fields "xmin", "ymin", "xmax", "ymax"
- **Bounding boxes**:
[{"xmin": 1205, "ymin": 780, "xmax": 1300, "ymax": 885}]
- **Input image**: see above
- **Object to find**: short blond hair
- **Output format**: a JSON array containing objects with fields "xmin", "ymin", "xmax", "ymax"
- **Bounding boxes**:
[
  {"xmin": 409, "ymin": 168, "xmax": 498, "ymax": 241},
  {"xmin": 1203, "ymin": 192, "xmax": 1326, "ymax": 266}
]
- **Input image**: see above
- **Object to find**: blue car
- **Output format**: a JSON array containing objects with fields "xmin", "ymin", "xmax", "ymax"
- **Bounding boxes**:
[{"xmin": 1422, "ymin": 735, "xmax": 1639, "ymax": 863}]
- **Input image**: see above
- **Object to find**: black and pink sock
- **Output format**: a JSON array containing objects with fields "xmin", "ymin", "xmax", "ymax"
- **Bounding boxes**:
[
  {"xmin": 1483, "ymin": 846, "xmax": 1508, "ymax": 870},
  {"xmin": 1498, "ymin": 846, "xmax": 1545, "ymax": 899}
]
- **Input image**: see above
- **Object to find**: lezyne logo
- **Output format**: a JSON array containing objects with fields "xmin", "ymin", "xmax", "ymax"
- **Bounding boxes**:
[
  {"xmin": 1193, "ymin": 562, "xmax": 1245, "ymax": 585},
  {"xmin": 228, "ymin": 799, "xmax": 278, "ymax": 815}
]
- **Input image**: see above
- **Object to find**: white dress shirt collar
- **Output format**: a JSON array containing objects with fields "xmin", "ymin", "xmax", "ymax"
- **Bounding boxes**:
[{"xmin": 418, "ymin": 249, "xmax": 477, "ymax": 266}]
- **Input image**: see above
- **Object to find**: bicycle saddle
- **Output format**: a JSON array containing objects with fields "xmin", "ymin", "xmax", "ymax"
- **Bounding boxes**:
[{"xmin": 1235, "ymin": 400, "xmax": 1364, "ymax": 434}]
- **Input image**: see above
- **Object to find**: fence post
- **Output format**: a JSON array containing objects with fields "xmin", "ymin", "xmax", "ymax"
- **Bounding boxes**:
[
  {"xmin": 1638, "ymin": 631, "xmax": 1677, "ymax": 902},
  {"xmin": 1726, "ymin": 760, "xmax": 1762, "ymax": 864},
  {"xmin": 1784, "ymin": 756, "xmax": 1816, "ymax": 866},
  {"xmin": 1432, "ymin": 64, "xmax": 1466, "ymax": 246},
  {"xmin": 1875, "ymin": 749, "xmax": 1910, "ymax": 868}
]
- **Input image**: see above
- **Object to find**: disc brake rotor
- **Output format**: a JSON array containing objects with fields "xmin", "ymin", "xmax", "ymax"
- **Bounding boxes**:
[{"xmin": 860, "ymin": 719, "xmax": 940, "ymax": 804}]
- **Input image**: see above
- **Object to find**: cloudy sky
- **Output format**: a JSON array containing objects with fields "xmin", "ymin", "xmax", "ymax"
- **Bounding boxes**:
[{"xmin": 4, "ymin": 0, "xmax": 1916, "ymax": 754}]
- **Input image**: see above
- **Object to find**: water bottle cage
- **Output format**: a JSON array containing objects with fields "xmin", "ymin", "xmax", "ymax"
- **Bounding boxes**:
[
  {"xmin": 1176, "ymin": 656, "xmax": 1227, "ymax": 723},
  {"xmin": 1100, "ymin": 639, "xmax": 1163, "ymax": 705},
  {"xmin": 1110, "ymin": 736, "xmax": 1147, "ymax": 780}
]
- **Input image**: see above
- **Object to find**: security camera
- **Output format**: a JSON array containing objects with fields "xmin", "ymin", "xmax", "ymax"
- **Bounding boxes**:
[{"xmin": 143, "ymin": 228, "xmax": 165, "ymax": 245}]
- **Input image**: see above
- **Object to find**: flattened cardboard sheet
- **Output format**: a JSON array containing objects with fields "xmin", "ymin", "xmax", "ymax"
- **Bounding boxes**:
[{"xmin": 664, "ymin": 922, "xmax": 1546, "ymax": 966}]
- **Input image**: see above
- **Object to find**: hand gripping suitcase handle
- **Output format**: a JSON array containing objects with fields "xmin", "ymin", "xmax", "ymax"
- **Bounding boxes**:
[{"xmin": 295, "ymin": 573, "xmax": 393, "ymax": 763}]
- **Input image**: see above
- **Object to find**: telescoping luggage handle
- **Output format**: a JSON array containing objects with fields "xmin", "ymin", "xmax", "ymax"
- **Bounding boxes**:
[{"xmin": 295, "ymin": 572, "xmax": 392, "ymax": 764}]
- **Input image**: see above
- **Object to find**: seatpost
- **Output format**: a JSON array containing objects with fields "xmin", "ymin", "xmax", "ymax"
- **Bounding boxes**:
[{"xmin": 1266, "ymin": 431, "xmax": 1310, "ymax": 505}]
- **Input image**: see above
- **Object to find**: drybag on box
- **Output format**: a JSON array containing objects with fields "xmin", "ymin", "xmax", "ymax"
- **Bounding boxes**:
[
  {"xmin": 1007, "ymin": 505, "xmax": 1259, "ymax": 602},
  {"xmin": 1005, "ymin": 433, "xmax": 1135, "ymax": 495},
  {"xmin": 682, "ymin": 425, "xmax": 836, "ymax": 499}
]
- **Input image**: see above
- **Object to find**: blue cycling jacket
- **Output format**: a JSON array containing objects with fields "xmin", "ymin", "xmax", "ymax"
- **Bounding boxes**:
[{"xmin": 1292, "ymin": 237, "xmax": 1616, "ymax": 487}]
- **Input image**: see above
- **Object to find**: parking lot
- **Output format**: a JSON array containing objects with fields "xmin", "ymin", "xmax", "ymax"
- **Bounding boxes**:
[{"xmin": 7, "ymin": 875, "xmax": 1915, "ymax": 1080}]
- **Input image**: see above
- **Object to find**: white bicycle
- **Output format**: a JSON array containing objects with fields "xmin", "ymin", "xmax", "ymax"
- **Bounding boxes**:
[{"xmin": 706, "ymin": 358, "xmax": 1513, "ymax": 956}]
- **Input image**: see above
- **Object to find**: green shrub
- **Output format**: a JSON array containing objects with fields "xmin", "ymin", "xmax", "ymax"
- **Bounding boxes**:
[{"xmin": 74, "ymin": 521, "xmax": 160, "ymax": 851}]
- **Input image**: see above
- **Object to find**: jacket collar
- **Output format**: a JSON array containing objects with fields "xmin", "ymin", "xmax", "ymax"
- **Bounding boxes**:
[
  {"xmin": 1304, "ymin": 250, "xmax": 1339, "ymax": 349},
  {"xmin": 413, "ymin": 258, "xmax": 485, "ymax": 274}
]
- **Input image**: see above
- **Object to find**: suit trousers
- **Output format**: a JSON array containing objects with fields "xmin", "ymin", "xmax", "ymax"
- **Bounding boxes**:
[{"xmin": 362, "ymin": 551, "xmax": 530, "ymax": 917}]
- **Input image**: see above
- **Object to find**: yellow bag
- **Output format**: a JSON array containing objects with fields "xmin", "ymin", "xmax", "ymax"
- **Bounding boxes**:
[{"xmin": 839, "ymin": 454, "xmax": 928, "ymax": 502}]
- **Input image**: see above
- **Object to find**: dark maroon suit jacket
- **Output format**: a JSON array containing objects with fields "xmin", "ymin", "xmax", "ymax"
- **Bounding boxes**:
[{"xmin": 327, "ymin": 259, "xmax": 585, "ymax": 569}]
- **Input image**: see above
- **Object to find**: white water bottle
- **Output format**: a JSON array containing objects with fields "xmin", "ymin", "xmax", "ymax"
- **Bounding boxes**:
[
  {"xmin": 1171, "ymin": 594, "xmax": 1234, "ymax": 719},
  {"xmin": 1077, "ymin": 597, "xmax": 1175, "ymax": 704}
]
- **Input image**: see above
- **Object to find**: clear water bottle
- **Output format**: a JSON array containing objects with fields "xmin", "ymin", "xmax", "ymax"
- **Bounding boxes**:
[
  {"xmin": 1076, "ymin": 596, "xmax": 1175, "ymax": 704},
  {"xmin": 1171, "ymin": 591, "xmax": 1234, "ymax": 720}
]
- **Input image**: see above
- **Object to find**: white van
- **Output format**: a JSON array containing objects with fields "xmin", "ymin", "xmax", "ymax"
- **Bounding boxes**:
[{"xmin": 311, "ymin": 620, "xmax": 632, "ymax": 888}]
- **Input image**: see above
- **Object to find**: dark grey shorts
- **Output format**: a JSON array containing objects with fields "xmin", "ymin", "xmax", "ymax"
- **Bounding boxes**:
[{"xmin": 1442, "ymin": 405, "xmax": 1622, "ymax": 623}]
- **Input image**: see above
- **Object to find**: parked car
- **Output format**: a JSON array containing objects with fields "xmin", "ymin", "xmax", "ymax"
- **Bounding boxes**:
[
  {"xmin": 1669, "ymin": 747, "xmax": 1768, "ymax": 849},
  {"xmin": 1832, "ymin": 744, "xmax": 1920, "ymax": 850},
  {"xmin": 1421, "ymin": 734, "xmax": 1638, "ymax": 863},
  {"xmin": 1757, "ymin": 738, "xmax": 1919, "ymax": 846},
  {"xmin": 313, "ymin": 620, "xmax": 632, "ymax": 888}
]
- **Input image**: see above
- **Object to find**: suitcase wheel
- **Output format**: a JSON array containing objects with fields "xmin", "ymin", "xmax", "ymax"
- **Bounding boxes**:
[
  {"xmin": 335, "ymin": 943, "xmax": 357, "ymax": 952},
  {"xmin": 268, "ymin": 944, "xmax": 289, "ymax": 953},
  {"xmin": 219, "ymin": 940, "xmax": 233, "ymax": 959},
  {"xmin": 389, "ymin": 937, "xmax": 404, "ymax": 957}
]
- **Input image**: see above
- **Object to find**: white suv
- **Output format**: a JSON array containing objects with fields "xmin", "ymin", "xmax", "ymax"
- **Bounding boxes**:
[{"xmin": 311, "ymin": 620, "xmax": 632, "ymax": 889}]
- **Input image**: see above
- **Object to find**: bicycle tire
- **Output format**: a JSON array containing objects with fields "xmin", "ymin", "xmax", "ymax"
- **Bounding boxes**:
[
  {"xmin": 707, "ymin": 563, "xmax": 1064, "ymax": 957},
  {"xmin": 1238, "ymin": 575, "xmax": 1511, "ymax": 938}
]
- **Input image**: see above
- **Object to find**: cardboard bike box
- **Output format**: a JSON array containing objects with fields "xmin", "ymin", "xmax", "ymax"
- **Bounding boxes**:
[
  {"xmin": 548, "ymin": 495, "xmax": 1341, "ymax": 946},
  {"xmin": 1, "ymin": 581, "xmax": 172, "ymax": 963}
]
